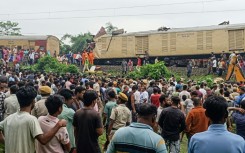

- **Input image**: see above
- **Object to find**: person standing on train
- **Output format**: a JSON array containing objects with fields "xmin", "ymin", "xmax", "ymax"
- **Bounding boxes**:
[{"xmin": 88, "ymin": 50, "xmax": 95, "ymax": 65}]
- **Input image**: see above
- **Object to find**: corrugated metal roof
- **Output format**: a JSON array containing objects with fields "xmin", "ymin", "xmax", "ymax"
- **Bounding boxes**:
[
  {"xmin": 0, "ymin": 35, "xmax": 51, "ymax": 40},
  {"xmin": 104, "ymin": 23, "xmax": 245, "ymax": 37}
]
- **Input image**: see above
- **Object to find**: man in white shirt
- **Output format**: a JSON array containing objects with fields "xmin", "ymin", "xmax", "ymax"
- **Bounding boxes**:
[
  {"xmin": 212, "ymin": 58, "xmax": 217, "ymax": 74},
  {"xmin": 140, "ymin": 86, "xmax": 149, "ymax": 103},
  {"xmin": 199, "ymin": 84, "xmax": 207, "ymax": 99},
  {"xmin": 0, "ymin": 86, "xmax": 67, "ymax": 153},
  {"xmin": 75, "ymin": 53, "xmax": 81, "ymax": 66},
  {"xmin": 134, "ymin": 85, "xmax": 141, "ymax": 104},
  {"xmin": 29, "ymin": 51, "xmax": 35, "ymax": 65},
  {"xmin": 179, "ymin": 85, "xmax": 191, "ymax": 101}
]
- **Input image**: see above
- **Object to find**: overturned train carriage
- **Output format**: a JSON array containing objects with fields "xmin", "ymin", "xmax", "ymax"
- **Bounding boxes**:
[
  {"xmin": 0, "ymin": 35, "xmax": 60, "ymax": 56},
  {"xmin": 93, "ymin": 24, "xmax": 245, "ymax": 66}
]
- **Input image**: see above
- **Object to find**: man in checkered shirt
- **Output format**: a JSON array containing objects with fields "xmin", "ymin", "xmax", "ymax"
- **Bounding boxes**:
[{"xmin": 0, "ymin": 76, "xmax": 7, "ymax": 121}]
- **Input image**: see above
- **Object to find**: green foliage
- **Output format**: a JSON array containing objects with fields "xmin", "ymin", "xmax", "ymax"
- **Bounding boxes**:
[
  {"xmin": 105, "ymin": 22, "xmax": 118, "ymax": 34},
  {"xmin": 60, "ymin": 33, "xmax": 93, "ymax": 54},
  {"xmin": 127, "ymin": 62, "xmax": 171, "ymax": 80},
  {"xmin": 0, "ymin": 21, "xmax": 21, "ymax": 35},
  {"xmin": 21, "ymin": 56, "xmax": 80, "ymax": 74},
  {"xmin": 195, "ymin": 75, "xmax": 214, "ymax": 87}
]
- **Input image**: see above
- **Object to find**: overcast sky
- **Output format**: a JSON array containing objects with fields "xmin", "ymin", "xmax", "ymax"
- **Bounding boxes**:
[{"xmin": 1, "ymin": 0, "xmax": 245, "ymax": 38}]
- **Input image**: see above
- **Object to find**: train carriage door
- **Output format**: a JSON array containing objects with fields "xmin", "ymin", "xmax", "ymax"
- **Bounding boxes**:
[
  {"xmin": 229, "ymin": 30, "xmax": 244, "ymax": 51},
  {"xmin": 135, "ymin": 36, "xmax": 148, "ymax": 54}
]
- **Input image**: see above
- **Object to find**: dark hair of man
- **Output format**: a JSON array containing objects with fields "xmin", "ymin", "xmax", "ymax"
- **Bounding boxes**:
[
  {"xmin": 200, "ymin": 83, "xmax": 204, "ymax": 88},
  {"xmin": 89, "ymin": 82, "xmax": 94, "ymax": 89},
  {"xmin": 70, "ymin": 84, "xmax": 76, "ymax": 91},
  {"xmin": 170, "ymin": 82, "xmax": 175, "ymax": 86},
  {"xmin": 191, "ymin": 91, "xmax": 198, "ymax": 96},
  {"xmin": 16, "ymin": 86, "xmax": 37, "ymax": 108},
  {"xmin": 46, "ymin": 82, "xmax": 52, "ymax": 88},
  {"xmin": 203, "ymin": 96, "xmax": 228, "ymax": 123},
  {"xmin": 182, "ymin": 95, "xmax": 187, "ymax": 101},
  {"xmin": 150, "ymin": 81, "xmax": 155, "ymax": 87},
  {"xmin": 26, "ymin": 81, "xmax": 34, "ymax": 87},
  {"xmin": 8, "ymin": 81, "xmax": 16, "ymax": 88},
  {"xmin": 224, "ymin": 91, "xmax": 230, "ymax": 97},
  {"xmin": 45, "ymin": 95, "xmax": 63, "ymax": 115},
  {"xmin": 159, "ymin": 94, "xmax": 166, "ymax": 104},
  {"xmin": 196, "ymin": 86, "xmax": 200, "ymax": 90},
  {"xmin": 108, "ymin": 82, "xmax": 113, "ymax": 87},
  {"xmin": 75, "ymin": 86, "xmax": 85, "ymax": 95},
  {"xmin": 17, "ymin": 81, "xmax": 25, "ymax": 88},
  {"xmin": 240, "ymin": 100, "xmax": 245, "ymax": 110},
  {"xmin": 192, "ymin": 97, "xmax": 201, "ymax": 106},
  {"xmin": 137, "ymin": 103, "xmax": 157, "ymax": 118},
  {"xmin": 59, "ymin": 89, "xmax": 74, "ymax": 100},
  {"xmin": 132, "ymin": 85, "xmax": 138, "ymax": 91},
  {"xmin": 83, "ymin": 90, "xmax": 98, "ymax": 107},
  {"xmin": 108, "ymin": 90, "xmax": 116, "ymax": 99},
  {"xmin": 10, "ymin": 85, "xmax": 19, "ymax": 94},
  {"xmin": 153, "ymin": 87, "xmax": 158, "ymax": 94},
  {"xmin": 183, "ymin": 85, "xmax": 187, "ymax": 90},
  {"xmin": 171, "ymin": 96, "xmax": 180, "ymax": 105}
]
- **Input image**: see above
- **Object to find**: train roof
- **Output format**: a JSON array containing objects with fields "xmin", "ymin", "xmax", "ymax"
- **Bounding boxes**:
[
  {"xmin": 107, "ymin": 23, "xmax": 245, "ymax": 37},
  {"xmin": 0, "ymin": 35, "xmax": 58, "ymax": 40}
]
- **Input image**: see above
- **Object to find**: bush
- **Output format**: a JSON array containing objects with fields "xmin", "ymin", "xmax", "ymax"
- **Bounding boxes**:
[
  {"xmin": 21, "ymin": 56, "xmax": 80, "ymax": 74},
  {"xmin": 127, "ymin": 62, "xmax": 171, "ymax": 80}
]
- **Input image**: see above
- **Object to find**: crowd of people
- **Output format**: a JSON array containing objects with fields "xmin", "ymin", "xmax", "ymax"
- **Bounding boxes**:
[
  {"xmin": 0, "ymin": 46, "xmax": 54, "ymax": 66},
  {"xmin": 0, "ymin": 65, "xmax": 244, "ymax": 153}
]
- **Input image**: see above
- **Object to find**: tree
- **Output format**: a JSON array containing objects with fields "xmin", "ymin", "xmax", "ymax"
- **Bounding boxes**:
[
  {"xmin": 105, "ymin": 22, "xmax": 118, "ymax": 34},
  {"xmin": 60, "ymin": 32, "xmax": 93, "ymax": 54},
  {"xmin": 0, "ymin": 21, "xmax": 21, "ymax": 35}
]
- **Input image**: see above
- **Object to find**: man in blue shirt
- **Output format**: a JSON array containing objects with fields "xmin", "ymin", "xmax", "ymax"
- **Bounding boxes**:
[
  {"xmin": 107, "ymin": 103, "xmax": 167, "ymax": 153},
  {"xmin": 188, "ymin": 96, "xmax": 245, "ymax": 153},
  {"xmin": 232, "ymin": 100, "xmax": 245, "ymax": 140},
  {"xmin": 235, "ymin": 87, "xmax": 245, "ymax": 106}
]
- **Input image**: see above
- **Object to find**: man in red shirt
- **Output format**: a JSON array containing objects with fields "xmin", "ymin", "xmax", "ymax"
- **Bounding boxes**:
[{"xmin": 150, "ymin": 87, "xmax": 161, "ymax": 108}]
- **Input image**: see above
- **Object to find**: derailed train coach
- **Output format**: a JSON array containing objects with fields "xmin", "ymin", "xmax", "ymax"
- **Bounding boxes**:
[
  {"xmin": 0, "ymin": 35, "xmax": 60, "ymax": 56},
  {"xmin": 93, "ymin": 24, "xmax": 245, "ymax": 66}
]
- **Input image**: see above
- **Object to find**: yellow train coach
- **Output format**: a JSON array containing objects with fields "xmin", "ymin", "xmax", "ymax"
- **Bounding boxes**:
[
  {"xmin": 93, "ymin": 23, "xmax": 245, "ymax": 65},
  {"xmin": 0, "ymin": 35, "xmax": 60, "ymax": 56}
]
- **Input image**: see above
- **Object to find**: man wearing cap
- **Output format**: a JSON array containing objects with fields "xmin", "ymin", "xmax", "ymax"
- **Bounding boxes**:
[
  {"xmin": 31, "ymin": 86, "xmax": 52, "ymax": 118},
  {"xmin": 235, "ymin": 87, "xmax": 245, "ymax": 106},
  {"xmin": 108, "ymin": 92, "xmax": 131, "ymax": 140},
  {"xmin": 107, "ymin": 103, "xmax": 167, "ymax": 153}
]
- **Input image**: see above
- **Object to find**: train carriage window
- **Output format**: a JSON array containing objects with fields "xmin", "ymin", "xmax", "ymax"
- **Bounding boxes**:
[
  {"xmin": 197, "ymin": 32, "xmax": 204, "ymax": 50},
  {"xmin": 162, "ymin": 34, "xmax": 168, "ymax": 52},
  {"xmin": 206, "ymin": 31, "xmax": 213, "ymax": 50},
  {"xmin": 101, "ymin": 37, "xmax": 107, "ymax": 54},
  {"xmin": 121, "ymin": 37, "xmax": 127, "ymax": 54},
  {"xmin": 135, "ymin": 36, "xmax": 148, "ymax": 54},
  {"xmin": 170, "ymin": 33, "xmax": 176, "ymax": 52},
  {"xmin": 229, "ymin": 30, "xmax": 244, "ymax": 51}
]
